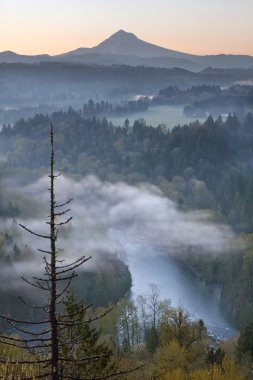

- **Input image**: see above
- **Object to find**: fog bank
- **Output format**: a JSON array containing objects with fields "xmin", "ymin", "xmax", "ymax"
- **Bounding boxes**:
[
  {"xmin": 24, "ymin": 175, "xmax": 233, "ymax": 254},
  {"xmin": 0, "ymin": 175, "xmax": 234, "ymax": 289}
]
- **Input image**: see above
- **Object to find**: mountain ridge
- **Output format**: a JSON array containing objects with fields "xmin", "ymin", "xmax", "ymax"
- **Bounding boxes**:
[{"xmin": 1, "ymin": 30, "xmax": 253, "ymax": 71}]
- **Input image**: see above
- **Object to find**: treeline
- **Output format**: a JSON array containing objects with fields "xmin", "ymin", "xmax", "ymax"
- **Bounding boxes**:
[
  {"xmin": 0, "ymin": 286, "xmax": 251, "ymax": 379},
  {"xmin": 95, "ymin": 286, "xmax": 251, "ymax": 379},
  {"xmin": 157, "ymin": 84, "xmax": 221, "ymax": 105},
  {"xmin": 2, "ymin": 110, "xmax": 253, "ymax": 232},
  {"xmin": 0, "ymin": 98, "xmax": 148, "ymax": 126},
  {"xmin": 0, "ymin": 104, "xmax": 59, "ymax": 126},
  {"xmin": 81, "ymin": 98, "xmax": 148, "ymax": 119},
  {"xmin": 155, "ymin": 84, "xmax": 253, "ymax": 118},
  {"xmin": 2, "ymin": 83, "xmax": 252, "ymax": 127},
  {"xmin": 81, "ymin": 84, "xmax": 253, "ymax": 120},
  {"xmin": 97, "ymin": 285, "xmax": 206, "ymax": 354}
]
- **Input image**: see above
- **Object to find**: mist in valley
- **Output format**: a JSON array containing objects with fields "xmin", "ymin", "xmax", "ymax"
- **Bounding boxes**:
[
  {"xmin": 0, "ymin": 174, "xmax": 234, "ymax": 291},
  {"xmin": 0, "ymin": 173, "xmax": 238, "ymax": 340}
]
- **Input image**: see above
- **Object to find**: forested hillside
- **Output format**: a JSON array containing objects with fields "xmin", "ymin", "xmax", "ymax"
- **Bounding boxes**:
[
  {"xmin": 2, "ymin": 107, "xmax": 253, "ymax": 378},
  {"xmin": 2, "ymin": 110, "xmax": 253, "ymax": 232},
  {"xmin": 1, "ymin": 109, "xmax": 253, "ymax": 329}
]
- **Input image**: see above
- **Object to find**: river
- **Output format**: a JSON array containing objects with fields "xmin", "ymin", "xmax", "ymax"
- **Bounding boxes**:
[
  {"xmin": 109, "ymin": 105, "xmax": 207, "ymax": 129},
  {"xmin": 109, "ymin": 228, "xmax": 237, "ymax": 341}
]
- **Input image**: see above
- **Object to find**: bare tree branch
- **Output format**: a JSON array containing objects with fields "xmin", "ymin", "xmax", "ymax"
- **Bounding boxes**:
[
  {"xmin": 55, "ymin": 199, "xmax": 73, "ymax": 208},
  {"xmin": 19, "ymin": 224, "xmax": 50, "ymax": 239}
]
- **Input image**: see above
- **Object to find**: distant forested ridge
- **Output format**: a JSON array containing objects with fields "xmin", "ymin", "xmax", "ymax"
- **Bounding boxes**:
[
  {"xmin": 1, "ymin": 62, "xmax": 253, "ymax": 111},
  {"xmin": 155, "ymin": 84, "xmax": 253, "ymax": 119}
]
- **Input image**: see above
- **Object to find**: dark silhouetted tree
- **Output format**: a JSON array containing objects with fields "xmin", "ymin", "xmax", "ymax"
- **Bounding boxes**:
[{"xmin": 0, "ymin": 125, "xmax": 141, "ymax": 379}]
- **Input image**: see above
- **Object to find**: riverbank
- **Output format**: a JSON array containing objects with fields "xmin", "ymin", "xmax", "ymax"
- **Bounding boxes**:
[{"xmin": 109, "ymin": 227, "xmax": 237, "ymax": 341}]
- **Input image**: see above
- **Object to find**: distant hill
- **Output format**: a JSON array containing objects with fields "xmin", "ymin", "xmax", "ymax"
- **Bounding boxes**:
[
  {"xmin": 0, "ymin": 51, "xmax": 51, "ymax": 64},
  {"xmin": 1, "ymin": 30, "xmax": 253, "ymax": 71}
]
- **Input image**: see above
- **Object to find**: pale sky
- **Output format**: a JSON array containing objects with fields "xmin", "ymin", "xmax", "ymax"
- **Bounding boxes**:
[{"xmin": 1, "ymin": 0, "xmax": 253, "ymax": 56}]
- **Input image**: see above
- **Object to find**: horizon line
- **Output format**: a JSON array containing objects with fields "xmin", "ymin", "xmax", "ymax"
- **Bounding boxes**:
[{"xmin": 1, "ymin": 30, "xmax": 253, "ymax": 58}]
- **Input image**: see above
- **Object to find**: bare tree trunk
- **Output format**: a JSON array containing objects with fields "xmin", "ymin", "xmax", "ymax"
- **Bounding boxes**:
[
  {"xmin": 0, "ymin": 124, "xmax": 142, "ymax": 379},
  {"xmin": 49, "ymin": 126, "xmax": 59, "ymax": 379}
]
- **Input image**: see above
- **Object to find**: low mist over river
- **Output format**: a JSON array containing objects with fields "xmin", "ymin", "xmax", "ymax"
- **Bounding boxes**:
[
  {"xmin": 109, "ymin": 228, "xmax": 236, "ymax": 341},
  {"xmin": 109, "ymin": 105, "xmax": 206, "ymax": 129}
]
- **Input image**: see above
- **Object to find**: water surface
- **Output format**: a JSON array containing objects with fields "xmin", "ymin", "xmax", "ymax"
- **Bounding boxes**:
[
  {"xmin": 109, "ymin": 228, "xmax": 236, "ymax": 340},
  {"xmin": 109, "ymin": 105, "xmax": 206, "ymax": 130}
]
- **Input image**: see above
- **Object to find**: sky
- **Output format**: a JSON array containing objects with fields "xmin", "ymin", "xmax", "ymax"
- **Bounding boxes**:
[{"xmin": 1, "ymin": 0, "xmax": 253, "ymax": 56}]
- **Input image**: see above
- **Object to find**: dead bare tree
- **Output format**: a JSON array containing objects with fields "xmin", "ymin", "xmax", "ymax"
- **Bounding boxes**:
[
  {"xmin": 0, "ymin": 124, "xmax": 143, "ymax": 380},
  {"xmin": 0, "ymin": 124, "xmax": 92, "ymax": 379},
  {"xmin": 0, "ymin": 124, "xmax": 142, "ymax": 379}
]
